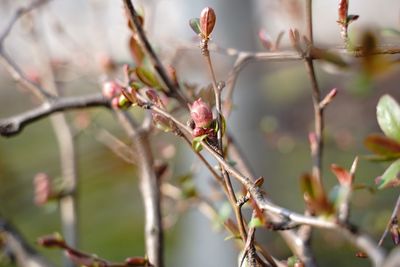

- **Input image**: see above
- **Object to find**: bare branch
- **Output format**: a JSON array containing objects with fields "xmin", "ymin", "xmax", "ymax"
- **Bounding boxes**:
[
  {"xmin": 0, "ymin": 0, "xmax": 50, "ymax": 45},
  {"xmin": 0, "ymin": 93, "xmax": 108, "ymax": 137},
  {"xmin": 115, "ymin": 111, "xmax": 164, "ymax": 267}
]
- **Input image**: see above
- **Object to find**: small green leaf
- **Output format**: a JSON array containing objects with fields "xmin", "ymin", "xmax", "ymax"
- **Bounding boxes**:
[
  {"xmin": 248, "ymin": 217, "xmax": 263, "ymax": 228},
  {"xmin": 192, "ymin": 134, "xmax": 207, "ymax": 152},
  {"xmin": 378, "ymin": 159, "xmax": 400, "ymax": 189},
  {"xmin": 214, "ymin": 115, "xmax": 226, "ymax": 137},
  {"xmin": 189, "ymin": 18, "xmax": 201, "ymax": 35},
  {"xmin": 136, "ymin": 67, "xmax": 160, "ymax": 89},
  {"xmin": 377, "ymin": 95, "xmax": 400, "ymax": 142}
]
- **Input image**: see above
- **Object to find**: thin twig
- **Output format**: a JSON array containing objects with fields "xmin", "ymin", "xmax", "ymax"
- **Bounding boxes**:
[
  {"xmin": 122, "ymin": 0, "xmax": 187, "ymax": 105},
  {"xmin": 201, "ymin": 38, "xmax": 248, "ymax": 245},
  {"xmin": 378, "ymin": 194, "xmax": 400, "ymax": 247},
  {"xmin": 0, "ymin": 217, "xmax": 55, "ymax": 267},
  {"xmin": 0, "ymin": 0, "xmax": 50, "ymax": 44}
]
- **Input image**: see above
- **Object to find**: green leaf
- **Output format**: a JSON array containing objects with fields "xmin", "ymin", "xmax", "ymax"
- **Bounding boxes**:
[
  {"xmin": 192, "ymin": 134, "xmax": 207, "ymax": 152},
  {"xmin": 136, "ymin": 67, "xmax": 160, "ymax": 89},
  {"xmin": 214, "ymin": 115, "xmax": 226, "ymax": 137},
  {"xmin": 377, "ymin": 95, "xmax": 400, "ymax": 142},
  {"xmin": 378, "ymin": 159, "xmax": 400, "ymax": 189},
  {"xmin": 189, "ymin": 18, "xmax": 201, "ymax": 35},
  {"xmin": 248, "ymin": 217, "xmax": 263, "ymax": 228},
  {"xmin": 364, "ymin": 134, "xmax": 400, "ymax": 158}
]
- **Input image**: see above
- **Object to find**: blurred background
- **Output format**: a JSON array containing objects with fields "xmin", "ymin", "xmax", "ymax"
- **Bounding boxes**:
[{"xmin": 1, "ymin": 0, "xmax": 400, "ymax": 266}]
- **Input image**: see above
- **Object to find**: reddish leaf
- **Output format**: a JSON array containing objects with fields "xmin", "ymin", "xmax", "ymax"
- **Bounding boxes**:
[
  {"xmin": 338, "ymin": 0, "xmax": 348, "ymax": 24},
  {"xmin": 129, "ymin": 37, "xmax": 144, "ymax": 66},
  {"xmin": 331, "ymin": 164, "xmax": 352, "ymax": 186},
  {"xmin": 365, "ymin": 134, "xmax": 400, "ymax": 158}
]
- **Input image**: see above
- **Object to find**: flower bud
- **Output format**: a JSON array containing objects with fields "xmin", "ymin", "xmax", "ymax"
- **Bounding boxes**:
[
  {"xmin": 189, "ymin": 98, "xmax": 213, "ymax": 128},
  {"xmin": 102, "ymin": 81, "xmax": 122, "ymax": 99},
  {"xmin": 200, "ymin": 7, "xmax": 216, "ymax": 38},
  {"xmin": 33, "ymin": 173, "xmax": 52, "ymax": 206}
]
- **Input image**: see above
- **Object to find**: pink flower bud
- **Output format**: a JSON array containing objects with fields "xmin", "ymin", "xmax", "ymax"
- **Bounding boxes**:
[
  {"xmin": 102, "ymin": 81, "xmax": 122, "ymax": 99},
  {"xmin": 189, "ymin": 98, "xmax": 213, "ymax": 128},
  {"xmin": 33, "ymin": 173, "xmax": 52, "ymax": 206}
]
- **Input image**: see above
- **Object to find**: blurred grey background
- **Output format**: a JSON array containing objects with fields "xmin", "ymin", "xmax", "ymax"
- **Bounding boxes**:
[{"xmin": 1, "ymin": 0, "xmax": 400, "ymax": 266}]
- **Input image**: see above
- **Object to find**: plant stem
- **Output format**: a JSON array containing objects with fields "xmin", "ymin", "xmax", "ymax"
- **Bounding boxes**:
[{"xmin": 202, "ymin": 41, "xmax": 247, "ymax": 243}]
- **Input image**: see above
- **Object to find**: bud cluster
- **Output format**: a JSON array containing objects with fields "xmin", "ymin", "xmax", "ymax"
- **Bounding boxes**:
[{"xmin": 189, "ymin": 98, "xmax": 215, "ymax": 139}]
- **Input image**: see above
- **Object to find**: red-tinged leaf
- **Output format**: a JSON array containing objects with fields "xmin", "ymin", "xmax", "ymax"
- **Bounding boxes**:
[
  {"xmin": 338, "ymin": 0, "xmax": 348, "ymax": 24},
  {"xmin": 331, "ymin": 164, "xmax": 352, "ymax": 186},
  {"xmin": 136, "ymin": 67, "xmax": 160, "ymax": 89},
  {"xmin": 129, "ymin": 37, "xmax": 144, "ymax": 66},
  {"xmin": 365, "ymin": 134, "xmax": 400, "ymax": 158},
  {"xmin": 199, "ymin": 7, "xmax": 216, "ymax": 38}
]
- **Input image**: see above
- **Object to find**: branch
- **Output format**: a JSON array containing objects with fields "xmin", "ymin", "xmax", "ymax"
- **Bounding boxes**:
[
  {"xmin": 0, "ymin": 217, "xmax": 55, "ymax": 267},
  {"xmin": 122, "ymin": 0, "xmax": 187, "ymax": 105},
  {"xmin": 0, "ymin": 0, "xmax": 50, "ymax": 45},
  {"xmin": 378, "ymin": 193, "xmax": 400, "ymax": 247},
  {"xmin": 0, "ymin": 93, "xmax": 109, "ymax": 137},
  {"xmin": 115, "ymin": 111, "xmax": 164, "ymax": 267},
  {"xmin": 134, "ymin": 98, "xmax": 385, "ymax": 266}
]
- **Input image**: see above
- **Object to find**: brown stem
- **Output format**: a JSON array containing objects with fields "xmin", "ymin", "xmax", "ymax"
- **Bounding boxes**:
[
  {"xmin": 122, "ymin": 0, "xmax": 187, "ymax": 105},
  {"xmin": 203, "ymin": 42, "xmax": 248, "ymax": 243},
  {"xmin": 116, "ymin": 111, "xmax": 164, "ymax": 267},
  {"xmin": 378, "ymin": 194, "xmax": 400, "ymax": 247}
]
